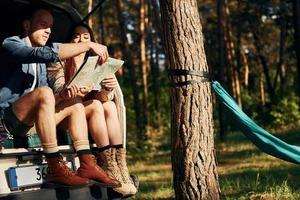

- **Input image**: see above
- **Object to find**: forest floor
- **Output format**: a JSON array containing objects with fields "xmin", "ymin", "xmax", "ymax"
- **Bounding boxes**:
[{"xmin": 128, "ymin": 128, "xmax": 300, "ymax": 200}]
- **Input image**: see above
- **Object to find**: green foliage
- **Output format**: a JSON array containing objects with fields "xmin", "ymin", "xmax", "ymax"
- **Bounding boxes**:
[{"xmin": 269, "ymin": 93, "xmax": 300, "ymax": 128}]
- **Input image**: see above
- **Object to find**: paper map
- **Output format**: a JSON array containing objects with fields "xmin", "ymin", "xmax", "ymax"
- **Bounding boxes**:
[{"xmin": 67, "ymin": 56, "xmax": 124, "ymax": 90}]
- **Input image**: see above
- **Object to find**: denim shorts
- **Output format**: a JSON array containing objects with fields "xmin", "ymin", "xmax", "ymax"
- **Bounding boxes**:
[{"xmin": 1, "ymin": 106, "xmax": 33, "ymax": 138}]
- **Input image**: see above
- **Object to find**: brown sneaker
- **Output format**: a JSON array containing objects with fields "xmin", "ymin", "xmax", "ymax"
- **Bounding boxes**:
[
  {"xmin": 45, "ymin": 156, "xmax": 90, "ymax": 188},
  {"xmin": 77, "ymin": 154, "xmax": 121, "ymax": 188},
  {"xmin": 115, "ymin": 148, "xmax": 137, "ymax": 195},
  {"xmin": 97, "ymin": 148, "xmax": 135, "ymax": 196}
]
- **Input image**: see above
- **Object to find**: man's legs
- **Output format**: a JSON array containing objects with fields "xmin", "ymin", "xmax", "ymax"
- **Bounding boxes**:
[
  {"xmin": 8, "ymin": 87, "xmax": 56, "ymax": 144},
  {"xmin": 4, "ymin": 87, "xmax": 89, "ymax": 187}
]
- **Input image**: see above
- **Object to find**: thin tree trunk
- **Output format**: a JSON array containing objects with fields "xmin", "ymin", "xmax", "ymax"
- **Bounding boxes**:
[
  {"xmin": 160, "ymin": 1, "xmax": 220, "ymax": 199},
  {"xmin": 292, "ymin": 0, "xmax": 300, "ymax": 96},
  {"xmin": 236, "ymin": 0, "xmax": 249, "ymax": 88},
  {"xmin": 260, "ymin": 76, "xmax": 265, "ymax": 106},
  {"xmin": 241, "ymin": 44, "xmax": 249, "ymax": 87},
  {"xmin": 88, "ymin": 0, "xmax": 93, "ymax": 28},
  {"xmin": 274, "ymin": 0, "xmax": 287, "ymax": 94},
  {"xmin": 149, "ymin": 2, "xmax": 162, "ymax": 128},
  {"xmin": 236, "ymin": 0, "xmax": 242, "ymax": 74},
  {"xmin": 140, "ymin": 0, "xmax": 150, "ymax": 129},
  {"xmin": 252, "ymin": 30, "xmax": 275, "ymax": 101},
  {"xmin": 223, "ymin": 0, "xmax": 242, "ymax": 107},
  {"xmin": 99, "ymin": 4, "xmax": 105, "ymax": 44},
  {"xmin": 115, "ymin": 0, "xmax": 142, "ymax": 133},
  {"xmin": 217, "ymin": 0, "xmax": 226, "ymax": 142}
]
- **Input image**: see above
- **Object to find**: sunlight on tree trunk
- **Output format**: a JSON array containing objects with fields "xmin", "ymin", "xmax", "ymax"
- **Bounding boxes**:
[
  {"xmin": 241, "ymin": 45, "xmax": 249, "ymax": 87},
  {"xmin": 260, "ymin": 76, "xmax": 265, "ymax": 106},
  {"xmin": 88, "ymin": 0, "xmax": 93, "ymax": 28}
]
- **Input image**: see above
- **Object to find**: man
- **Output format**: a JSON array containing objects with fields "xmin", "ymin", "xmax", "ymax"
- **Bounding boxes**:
[{"xmin": 0, "ymin": 5, "xmax": 120, "ymax": 188}]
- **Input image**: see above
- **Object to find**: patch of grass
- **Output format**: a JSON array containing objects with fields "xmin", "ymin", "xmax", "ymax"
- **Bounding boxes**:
[
  {"xmin": 128, "ymin": 151, "xmax": 174, "ymax": 200},
  {"xmin": 127, "ymin": 128, "xmax": 300, "ymax": 199},
  {"xmin": 217, "ymin": 130, "xmax": 300, "ymax": 199}
]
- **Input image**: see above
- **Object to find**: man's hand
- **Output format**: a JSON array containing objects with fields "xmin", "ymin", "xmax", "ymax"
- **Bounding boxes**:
[
  {"xmin": 101, "ymin": 75, "xmax": 118, "ymax": 91},
  {"xmin": 89, "ymin": 42, "xmax": 109, "ymax": 64}
]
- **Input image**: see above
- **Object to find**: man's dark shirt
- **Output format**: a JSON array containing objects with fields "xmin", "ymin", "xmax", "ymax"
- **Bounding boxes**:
[{"xmin": 0, "ymin": 36, "xmax": 60, "ymax": 116}]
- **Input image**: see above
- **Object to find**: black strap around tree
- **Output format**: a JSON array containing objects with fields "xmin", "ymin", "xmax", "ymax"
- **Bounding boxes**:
[{"xmin": 168, "ymin": 69, "xmax": 211, "ymax": 87}]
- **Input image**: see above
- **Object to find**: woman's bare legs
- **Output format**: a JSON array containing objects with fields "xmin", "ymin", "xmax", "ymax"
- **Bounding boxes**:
[
  {"xmin": 83, "ymin": 99, "xmax": 109, "ymax": 147},
  {"xmin": 55, "ymin": 98, "xmax": 89, "ymax": 142},
  {"xmin": 102, "ymin": 101, "xmax": 122, "ymax": 145}
]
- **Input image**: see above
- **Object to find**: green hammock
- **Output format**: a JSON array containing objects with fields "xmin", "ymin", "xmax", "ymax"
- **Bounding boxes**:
[{"xmin": 212, "ymin": 81, "xmax": 300, "ymax": 164}]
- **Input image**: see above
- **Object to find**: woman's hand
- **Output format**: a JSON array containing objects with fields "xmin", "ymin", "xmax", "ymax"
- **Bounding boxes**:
[
  {"xmin": 101, "ymin": 75, "xmax": 117, "ymax": 91},
  {"xmin": 59, "ymin": 85, "xmax": 80, "ymax": 100},
  {"xmin": 77, "ymin": 84, "xmax": 94, "ymax": 97}
]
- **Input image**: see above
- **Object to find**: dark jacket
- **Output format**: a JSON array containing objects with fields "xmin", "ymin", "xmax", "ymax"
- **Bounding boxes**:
[{"xmin": 0, "ymin": 36, "xmax": 60, "ymax": 114}]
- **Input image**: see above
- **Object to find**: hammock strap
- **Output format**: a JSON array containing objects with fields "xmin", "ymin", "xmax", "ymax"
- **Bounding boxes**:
[{"xmin": 168, "ymin": 69, "xmax": 211, "ymax": 87}]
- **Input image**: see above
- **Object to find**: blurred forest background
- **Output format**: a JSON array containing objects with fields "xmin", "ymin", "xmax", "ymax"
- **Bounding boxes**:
[{"xmin": 61, "ymin": 0, "xmax": 300, "ymax": 199}]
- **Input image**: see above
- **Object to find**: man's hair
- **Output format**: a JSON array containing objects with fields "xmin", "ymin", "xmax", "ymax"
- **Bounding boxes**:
[{"xmin": 23, "ymin": 3, "xmax": 53, "ymax": 21}]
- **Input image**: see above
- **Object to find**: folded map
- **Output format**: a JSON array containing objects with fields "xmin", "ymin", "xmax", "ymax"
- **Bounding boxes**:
[{"xmin": 67, "ymin": 56, "xmax": 124, "ymax": 90}]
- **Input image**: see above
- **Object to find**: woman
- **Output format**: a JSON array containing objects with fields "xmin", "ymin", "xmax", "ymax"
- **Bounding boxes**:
[{"xmin": 47, "ymin": 23, "xmax": 136, "ymax": 196}]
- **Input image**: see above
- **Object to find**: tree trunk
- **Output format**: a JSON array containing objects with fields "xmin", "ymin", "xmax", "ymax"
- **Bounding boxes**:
[
  {"xmin": 223, "ymin": 0, "xmax": 242, "ymax": 107},
  {"xmin": 115, "ymin": 0, "xmax": 142, "ymax": 132},
  {"xmin": 160, "ymin": 1, "xmax": 220, "ymax": 199},
  {"xmin": 274, "ymin": 0, "xmax": 287, "ymax": 94},
  {"xmin": 140, "ymin": 0, "xmax": 150, "ymax": 129},
  {"xmin": 88, "ymin": 0, "xmax": 93, "ymax": 28},
  {"xmin": 217, "ymin": 0, "xmax": 226, "ymax": 142},
  {"xmin": 241, "ymin": 44, "xmax": 249, "ymax": 87},
  {"xmin": 252, "ymin": 30, "xmax": 275, "ymax": 101},
  {"xmin": 99, "ymin": 3, "xmax": 105, "ymax": 44},
  {"xmin": 292, "ymin": 0, "xmax": 300, "ymax": 96},
  {"xmin": 260, "ymin": 76, "xmax": 265, "ymax": 106},
  {"xmin": 149, "ymin": 2, "xmax": 162, "ymax": 128}
]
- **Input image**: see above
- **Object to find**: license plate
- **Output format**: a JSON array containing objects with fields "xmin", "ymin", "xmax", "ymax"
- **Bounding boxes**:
[{"xmin": 7, "ymin": 162, "xmax": 72, "ymax": 190}]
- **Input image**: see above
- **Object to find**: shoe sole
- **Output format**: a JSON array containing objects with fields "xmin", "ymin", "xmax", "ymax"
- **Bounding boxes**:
[
  {"xmin": 42, "ymin": 181, "xmax": 92, "ymax": 189},
  {"xmin": 90, "ymin": 180, "xmax": 121, "ymax": 188}
]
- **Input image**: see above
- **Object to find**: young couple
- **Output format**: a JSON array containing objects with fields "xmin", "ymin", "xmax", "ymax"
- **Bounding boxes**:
[{"xmin": 0, "ymin": 5, "xmax": 135, "ymax": 196}]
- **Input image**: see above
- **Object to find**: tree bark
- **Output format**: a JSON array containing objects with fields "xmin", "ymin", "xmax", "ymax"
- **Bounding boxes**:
[
  {"xmin": 292, "ymin": 0, "xmax": 300, "ymax": 96},
  {"xmin": 160, "ymin": 1, "xmax": 220, "ymax": 199}
]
